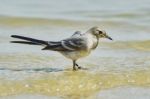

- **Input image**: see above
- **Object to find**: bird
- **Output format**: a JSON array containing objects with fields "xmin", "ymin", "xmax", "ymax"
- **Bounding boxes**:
[{"xmin": 10, "ymin": 26, "xmax": 113, "ymax": 71}]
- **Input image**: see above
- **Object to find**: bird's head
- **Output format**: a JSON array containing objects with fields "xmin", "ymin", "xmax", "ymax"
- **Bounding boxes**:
[{"xmin": 87, "ymin": 26, "xmax": 113, "ymax": 40}]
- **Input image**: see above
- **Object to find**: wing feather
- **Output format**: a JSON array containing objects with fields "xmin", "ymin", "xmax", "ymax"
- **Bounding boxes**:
[{"xmin": 42, "ymin": 37, "xmax": 87, "ymax": 51}]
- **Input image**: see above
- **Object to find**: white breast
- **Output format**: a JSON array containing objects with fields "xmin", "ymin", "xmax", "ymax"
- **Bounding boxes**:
[{"xmin": 85, "ymin": 34, "xmax": 97, "ymax": 50}]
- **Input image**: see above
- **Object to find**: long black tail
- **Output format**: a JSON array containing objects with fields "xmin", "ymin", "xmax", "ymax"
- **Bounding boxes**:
[{"xmin": 11, "ymin": 35, "xmax": 48, "ymax": 45}]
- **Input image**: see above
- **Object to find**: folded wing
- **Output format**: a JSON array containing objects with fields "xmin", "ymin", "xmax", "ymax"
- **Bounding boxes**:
[{"xmin": 42, "ymin": 37, "xmax": 87, "ymax": 51}]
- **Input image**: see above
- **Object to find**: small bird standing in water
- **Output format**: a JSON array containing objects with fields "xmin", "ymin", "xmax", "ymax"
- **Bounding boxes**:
[{"xmin": 11, "ymin": 27, "xmax": 113, "ymax": 70}]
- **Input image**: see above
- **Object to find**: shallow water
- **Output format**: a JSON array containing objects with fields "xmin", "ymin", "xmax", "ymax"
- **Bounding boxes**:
[{"xmin": 0, "ymin": 0, "xmax": 150, "ymax": 99}]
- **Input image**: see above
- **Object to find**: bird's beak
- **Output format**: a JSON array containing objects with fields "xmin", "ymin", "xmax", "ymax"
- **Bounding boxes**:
[{"xmin": 105, "ymin": 35, "xmax": 113, "ymax": 40}]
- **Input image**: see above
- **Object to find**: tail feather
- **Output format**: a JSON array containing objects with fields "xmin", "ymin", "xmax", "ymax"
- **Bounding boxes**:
[
  {"xmin": 10, "ymin": 41, "xmax": 41, "ymax": 45},
  {"xmin": 11, "ymin": 35, "xmax": 48, "ymax": 45}
]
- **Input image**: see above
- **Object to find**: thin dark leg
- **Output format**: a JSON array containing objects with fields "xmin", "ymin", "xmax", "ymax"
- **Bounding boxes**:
[
  {"xmin": 73, "ymin": 60, "xmax": 77, "ymax": 70},
  {"xmin": 75, "ymin": 63, "xmax": 82, "ymax": 69},
  {"xmin": 73, "ymin": 60, "xmax": 82, "ymax": 70}
]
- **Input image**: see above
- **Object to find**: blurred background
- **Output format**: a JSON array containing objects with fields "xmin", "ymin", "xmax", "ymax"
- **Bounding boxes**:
[{"xmin": 0, "ymin": 0, "xmax": 150, "ymax": 99}]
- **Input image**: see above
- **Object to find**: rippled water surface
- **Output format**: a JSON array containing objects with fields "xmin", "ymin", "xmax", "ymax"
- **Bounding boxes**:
[{"xmin": 0, "ymin": 0, "xmax": 150, "ymax": 99}]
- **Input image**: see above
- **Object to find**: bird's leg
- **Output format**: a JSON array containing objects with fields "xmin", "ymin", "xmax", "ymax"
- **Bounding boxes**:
[
  {"xmin": 73, "ymin": 60, "xmax": 77, "ymax": 71},
  {"xmin": 75, "ymin": 63, "xmax": 82, "ymax": 69},
  {"xmin": 73, "ymin": 60, "xmax": 82, "ymax": 70}
]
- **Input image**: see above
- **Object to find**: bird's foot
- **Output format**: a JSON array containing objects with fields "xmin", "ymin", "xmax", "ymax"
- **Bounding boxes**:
[
  {"xmin": 73, "ymin": 65, "xmax": 87, "ymax": 71},
  {"xmin": 73, "ymin": 65, "xmax": 77, "ymax": 71},
  {"xmin": 77, "ymin": 66, "xmax": 82, "ymax": 69},
  {"xmin": 73, "ymin": 64, "xmax": 82, "ymax": 71},
  {"xmin": 73, "ymin": 68, "xmax": 77, "ymax": 71},
  {"xmin": 75, "ymin": 63, "xmax": 82, "ymax": 69}
]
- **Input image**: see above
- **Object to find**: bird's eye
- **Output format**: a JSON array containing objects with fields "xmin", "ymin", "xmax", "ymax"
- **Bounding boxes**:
[{"xmin": 99, "ymin": 31, "xmax": 103, "ymax": 34}]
